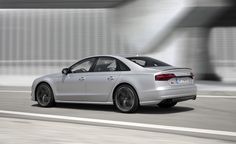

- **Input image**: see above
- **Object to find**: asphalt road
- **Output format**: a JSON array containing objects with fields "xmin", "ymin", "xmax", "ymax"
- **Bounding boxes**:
[
  {"xmin": 0, "ymin": 88, "xmax": 236, "ymax": 143},
  {"xmin": 1, "ymin": 117, "xmax": 235, "ymax": 144}
]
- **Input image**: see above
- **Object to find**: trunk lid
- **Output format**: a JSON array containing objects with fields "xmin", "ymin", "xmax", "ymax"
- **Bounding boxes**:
[
  {"xmin": 149, "ymin": 66, "xmax": 194, "ymax": 86},
  {"xmin": 147, "ymin": 66, "xmax": 192, "ymax": 77}
]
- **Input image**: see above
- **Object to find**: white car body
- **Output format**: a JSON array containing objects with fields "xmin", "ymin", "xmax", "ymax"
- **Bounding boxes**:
[{"xmin": 31, "ymin": 55, "xmax": 197, "ymax": 106}]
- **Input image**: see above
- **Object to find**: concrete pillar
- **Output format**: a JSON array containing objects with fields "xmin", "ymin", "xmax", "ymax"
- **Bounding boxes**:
[{"xmin": 179, "ymin": 28, "xmax": 221, "ymax": 80}]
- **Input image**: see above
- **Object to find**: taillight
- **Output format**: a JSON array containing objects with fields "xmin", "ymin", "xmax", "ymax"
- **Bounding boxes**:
[{"xmin": 155, "ymin": 74, "xmax": 176, "ymax": 81}]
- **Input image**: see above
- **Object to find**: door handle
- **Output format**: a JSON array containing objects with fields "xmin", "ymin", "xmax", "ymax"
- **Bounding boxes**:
[
  {"xmin": 107, "ymin": 76, "xmax": 114, "ymax": 81},
  {"xmin": 79, "ymin": 77, "xmax": 85, "ymax": 81}
]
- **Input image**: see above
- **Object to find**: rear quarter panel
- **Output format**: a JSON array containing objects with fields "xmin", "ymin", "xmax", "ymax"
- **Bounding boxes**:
[{"xmin": 107, "ymin": 71, "xmax": 156, "ymax": 103}]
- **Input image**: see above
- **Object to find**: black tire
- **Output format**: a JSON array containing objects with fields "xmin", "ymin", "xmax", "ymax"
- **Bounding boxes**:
[
  {"xmin": 36, "ymin": 83, "xmax": 55, "ymax": 107},
  {"xmin": 114, "ymin": 84, "xmax": 139, "ymax": 113},
  {"xmin": 158, "ymin": 101, "xmax": 177, "ymax": 108}
]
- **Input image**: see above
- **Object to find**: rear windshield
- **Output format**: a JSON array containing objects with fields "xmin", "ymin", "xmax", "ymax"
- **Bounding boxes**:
[{"xmin": 126, "ymin": 57, "xmax": 171, "ymax": 67}]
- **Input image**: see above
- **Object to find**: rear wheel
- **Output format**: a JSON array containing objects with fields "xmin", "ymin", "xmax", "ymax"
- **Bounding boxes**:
[
  {"xmin": 158, "ymin": 101, "xmax": 177, "ymax": 108},
  {"xmin": 114, "ymin": 84, "xmax": 139, "ymax": 113},
  {"xmin": 36, "ymin": 83, "xmax": 55, "ymax": 107}
]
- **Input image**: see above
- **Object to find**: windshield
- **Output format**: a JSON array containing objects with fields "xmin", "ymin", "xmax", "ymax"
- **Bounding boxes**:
[{"xmin": 126, "ymin": 56, "xmax": 171, "ymax": 67}]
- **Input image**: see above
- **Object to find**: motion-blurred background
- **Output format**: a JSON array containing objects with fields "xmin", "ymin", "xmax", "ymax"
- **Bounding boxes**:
[{"xmin": 0, "ymin": 0, "xmax": 236, "ymax": 85}]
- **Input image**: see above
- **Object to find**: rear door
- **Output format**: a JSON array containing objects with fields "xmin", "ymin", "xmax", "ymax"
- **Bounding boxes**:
[{"xmin": 85, "ymin": 57, "xmax": 121, "ymax": 102}]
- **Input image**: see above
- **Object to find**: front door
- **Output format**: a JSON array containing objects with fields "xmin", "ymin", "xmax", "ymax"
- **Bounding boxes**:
[
  {"xmin": 56, "ymin": 73, "xmax": 87, "ymax": 101},
  {"xmin": 56, "ymin": 57, "xmax": 96, "ymax": 101}
]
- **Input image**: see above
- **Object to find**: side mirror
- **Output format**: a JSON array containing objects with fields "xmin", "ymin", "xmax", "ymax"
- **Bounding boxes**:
[{"xmin": 62, "ymin": 68, "xmax": 69, "ymax": 75}]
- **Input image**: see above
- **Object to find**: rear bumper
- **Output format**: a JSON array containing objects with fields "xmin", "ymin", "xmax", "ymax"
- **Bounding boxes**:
[
  {"xmin": 161, "ymin": 95, "xmax": 196, "ymax": 103},
  {"xmin": 139, "ymin": 85, "xmax": 197, "ymax": 105}
]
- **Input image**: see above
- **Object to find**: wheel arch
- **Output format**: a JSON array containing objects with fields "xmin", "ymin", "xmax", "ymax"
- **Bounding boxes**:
[
  {"xmin": 34, "ymin": 81, "xmax": 54, "ymax": 101},
  {"xmin": 112, "ymin": 82, "xmax": 140, "ymax": 104}
]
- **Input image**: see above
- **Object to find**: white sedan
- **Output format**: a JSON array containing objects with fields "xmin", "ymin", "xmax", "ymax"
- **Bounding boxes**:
[{"xmin": 31, "ymin": 55, "xmax": 197, "ymax": 113}]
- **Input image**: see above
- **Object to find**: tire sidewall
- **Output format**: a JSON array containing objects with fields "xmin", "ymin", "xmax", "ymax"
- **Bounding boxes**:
[
  {"xmin": 114, "ymin": 84, "xmax": 139, "ymax": 113},
  {"xmin": 36, "ymin": 83, "xmax": 55, "ymax": 107}
]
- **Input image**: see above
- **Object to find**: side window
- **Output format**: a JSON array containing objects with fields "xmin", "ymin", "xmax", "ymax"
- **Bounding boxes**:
[
  {"xmin": 94, "ymin": 57, "xmax": 117, "ymax": 72},
  {"xmin": 118, "ymin": 60, "xmax": 130, "ymax": 71},
  {"xmin": 70, "ymin": 58, "xmax": 95, "ymax": 73}
]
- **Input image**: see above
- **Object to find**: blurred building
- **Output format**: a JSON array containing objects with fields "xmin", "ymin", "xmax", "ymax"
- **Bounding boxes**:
[
  {"xmin": 0, "ymin": 9, "xmax": 135, "ymax": 75},
  {"xmin": 0, "ymin": 0, "xmax": 235, "ymax": 82}
]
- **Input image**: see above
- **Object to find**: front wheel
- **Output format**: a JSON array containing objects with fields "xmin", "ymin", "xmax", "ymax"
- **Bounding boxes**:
[
  {"xmin": 36, "ymin": 83, "xmax": 55, "ymax": 107},
  {"xmin": 158, "ymin": 101, "xmax": 177, "ymax": 108},
  {"xmin": 114, "ymin": 84, "xmax": 139, "ymax": 113}
]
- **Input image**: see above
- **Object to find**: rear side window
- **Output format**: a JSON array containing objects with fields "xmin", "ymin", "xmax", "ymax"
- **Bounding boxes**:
[
  {"xmin": 127, "ymin": 57, "xmax": 170, "ymax": 67},
  {"xmin": 94, "ymin": 57, "xmax": 117, "ymax": 72},
  {"xmin": 117, "ymin": 60, "xmax": 130, "ymax": 71},
  {"xmin": 93, "ymin": 57, "xmax": 130, "ymax": 72}
]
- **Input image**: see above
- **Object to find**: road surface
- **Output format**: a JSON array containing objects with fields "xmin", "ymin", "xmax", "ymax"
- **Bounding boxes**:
[{"xmin": 0, "ymin": 87, "xmax": 236, "ymax": 143}]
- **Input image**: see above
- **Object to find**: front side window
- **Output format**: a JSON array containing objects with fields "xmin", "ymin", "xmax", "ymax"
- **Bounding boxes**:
[
  {"xmin": 94, "ymin": 57, "xmax": 117, "ymax": 72},
  {"xmin": 70, "ymin": 58, "xmax": 96, "ymax": 73}
]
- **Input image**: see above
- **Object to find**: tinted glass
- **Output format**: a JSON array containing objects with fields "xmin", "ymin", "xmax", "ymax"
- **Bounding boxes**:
[
  {"xmin": 127, "ymin": 57, "xmax": 170, "ymax": 67},
  {"xmin": 94, "ymin": 57, "xmax": 117, "ymax": 72},
  {"xmin": 70, "ymin": 58, "xmax": 96, "ymax": 73},
  {"xmin": 118, "ymin": 60, "xmax": 130, "ymax": 71}
]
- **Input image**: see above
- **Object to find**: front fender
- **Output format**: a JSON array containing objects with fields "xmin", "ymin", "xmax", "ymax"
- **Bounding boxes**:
[{"xmin": 31, "ymin": 77, "xmax": 56, "ymax": 101}]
